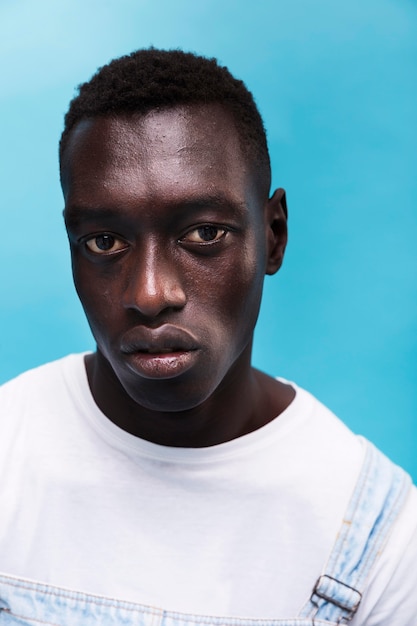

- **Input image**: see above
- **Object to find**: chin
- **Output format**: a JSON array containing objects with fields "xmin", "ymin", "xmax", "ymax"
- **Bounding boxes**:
[{"xmin": 119, "ymin": 368, "xmax": 216, "ymax": 414}]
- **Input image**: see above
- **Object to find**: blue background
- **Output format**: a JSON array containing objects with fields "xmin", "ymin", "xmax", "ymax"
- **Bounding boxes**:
[{"xmin": 1, "ymin": 0, "xmax": 416, "ymax": 479}]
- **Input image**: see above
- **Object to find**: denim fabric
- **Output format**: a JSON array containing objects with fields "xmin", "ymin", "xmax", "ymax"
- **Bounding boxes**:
[
  {"xmin": 0, "ymin": 577, "xmax": 325, "ymax": 626},
  {"xmin": 0, "ymin": 438, "xmax": 411, "ymax": 626},
  {"xmin": 299, "ymin": 437, "xmax": 411, "ymax": 623}
]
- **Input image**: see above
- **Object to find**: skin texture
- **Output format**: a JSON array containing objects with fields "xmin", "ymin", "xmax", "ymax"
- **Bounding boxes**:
[{"xmin": 62, "ymin": 104, "xmax": 294, "ymax": 446}]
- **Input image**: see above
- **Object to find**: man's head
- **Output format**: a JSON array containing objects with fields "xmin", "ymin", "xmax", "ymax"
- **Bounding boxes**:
[
  {"xmin": 61, "ymin": 49, "xmax": 288, "ymax": 435},
  {"xmin": 60, "ymin": 48, "xmax": 272, "ymax": 199}
]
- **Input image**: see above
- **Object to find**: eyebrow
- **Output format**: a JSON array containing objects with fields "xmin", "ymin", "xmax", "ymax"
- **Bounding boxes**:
[
  {"xmin": 64, "ymin": 206, "xmax": 123, "ymax": 227},
  {"xmin": 64, "ymin": 194, "xmax": 248, "ymax": 227}
]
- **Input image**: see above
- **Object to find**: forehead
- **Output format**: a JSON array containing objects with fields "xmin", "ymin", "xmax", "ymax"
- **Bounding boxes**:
[{"xmin": 61, "ymin": 104, "xmax": 259, "ymax": 207}]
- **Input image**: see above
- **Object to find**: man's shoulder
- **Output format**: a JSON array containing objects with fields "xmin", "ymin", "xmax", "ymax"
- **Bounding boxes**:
[
  {"xmin": 276, "ymin": 376, "xmax": 362, "ymax": 446},
  {"xmin": 0, "ymin": 353, "xmax": 87, "ymax": 407}
]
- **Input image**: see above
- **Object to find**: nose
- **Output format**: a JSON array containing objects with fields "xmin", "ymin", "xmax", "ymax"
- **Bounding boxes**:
[{"xmin": 123, "ymin": 241, "xmax": 187, "ymax": 318}]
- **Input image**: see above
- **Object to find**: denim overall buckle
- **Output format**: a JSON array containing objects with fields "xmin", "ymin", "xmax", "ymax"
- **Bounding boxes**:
[{"xmin": 311, "ymin": 574, "xmax": 362, "ymax": 624}]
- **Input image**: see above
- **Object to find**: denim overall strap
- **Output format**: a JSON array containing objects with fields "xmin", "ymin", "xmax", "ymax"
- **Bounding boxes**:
[
  {"xmin": 298, "ymin": 437, "xmax": 412, "ymax": 624},
  {"xmin": 0, "ymin": 573, "xmax": 336, "ymax": 626}
]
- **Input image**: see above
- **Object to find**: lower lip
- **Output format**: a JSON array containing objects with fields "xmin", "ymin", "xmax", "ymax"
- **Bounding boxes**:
[{"xmin": 124, "ymin": 350, "xmax": 198, "ymax": 379}]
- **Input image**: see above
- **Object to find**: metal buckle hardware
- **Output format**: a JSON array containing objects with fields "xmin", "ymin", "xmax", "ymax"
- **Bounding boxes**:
[{"xmin": 311, "ymin": 574, "xmax": 362, "ymax": 624}]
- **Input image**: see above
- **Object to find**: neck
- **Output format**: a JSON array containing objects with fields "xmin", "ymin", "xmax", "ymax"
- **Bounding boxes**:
[{"xmin": 85, "ymin": 350, "xmax": 294, "ymax": 447}]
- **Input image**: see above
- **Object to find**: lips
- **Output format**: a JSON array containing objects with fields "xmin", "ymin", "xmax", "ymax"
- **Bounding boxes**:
[
  {"xmin": 120, "ymin": 325, "xmax": 200, "ymax": 379},
  {"xmin": 121, "ymin": 324, "xmax": 199, "ymax": 354}
]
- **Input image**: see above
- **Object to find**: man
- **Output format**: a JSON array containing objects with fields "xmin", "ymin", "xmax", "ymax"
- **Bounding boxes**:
[{"xmin": 0, "ymin": 49, "xmax": 416, "ymax": 625}]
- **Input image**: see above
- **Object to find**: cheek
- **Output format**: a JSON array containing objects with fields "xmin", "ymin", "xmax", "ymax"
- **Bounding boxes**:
[
  {"xmin": 71, "ymin": 256, "xmax": 122, "ymax": 333},
  {"xmin": 190, "ymin": 245, "xmax": 265, "ymax": 334},
  {"xmin": 220, "ymin": 239, "xmax": 266, "ymax": 332}
]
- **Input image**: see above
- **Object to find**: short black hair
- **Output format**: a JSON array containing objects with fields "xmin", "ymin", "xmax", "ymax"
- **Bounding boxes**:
[{"xmin": 60, "ymin": 48, "xmax": 271, "ymax": 193}]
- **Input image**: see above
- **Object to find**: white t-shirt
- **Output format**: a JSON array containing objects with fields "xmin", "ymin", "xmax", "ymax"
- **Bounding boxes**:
[{"xmin": 0, "ymin": 354, "xmax": 416, "ymax": 624}]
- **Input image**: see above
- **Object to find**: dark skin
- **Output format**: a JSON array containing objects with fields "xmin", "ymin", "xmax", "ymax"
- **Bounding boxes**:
[{"xmin": 62, "ymin": 104, "xmax": 295, "ymax": 447}]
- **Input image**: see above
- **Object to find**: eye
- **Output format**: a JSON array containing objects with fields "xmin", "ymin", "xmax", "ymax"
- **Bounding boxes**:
[
  {"xmin": 84, "ymin": 234, "xmax": 128, "ymax": 255},
  {"xmin": 182, "ymin": 225, "xmax": 227, "ymax": 244}
]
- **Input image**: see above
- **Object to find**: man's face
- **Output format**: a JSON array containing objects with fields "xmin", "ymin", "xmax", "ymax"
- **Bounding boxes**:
[{"xmin": 62, "ymin": 105, "xmax": 282, "ymax": 413}]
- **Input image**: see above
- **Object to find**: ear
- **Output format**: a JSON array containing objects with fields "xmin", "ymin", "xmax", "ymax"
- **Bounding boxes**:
[{"xmin": 265, "ymin": 188, "xmax": 288, "ymax": 275}]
